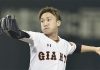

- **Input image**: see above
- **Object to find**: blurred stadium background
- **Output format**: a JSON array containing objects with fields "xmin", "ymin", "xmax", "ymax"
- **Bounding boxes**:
[{"xmin": 0, "ymin": 0, "xmax": 100, "ymax": 70}]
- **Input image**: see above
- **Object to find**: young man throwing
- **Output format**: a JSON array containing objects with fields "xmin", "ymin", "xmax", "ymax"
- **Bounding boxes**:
[{"xmin": 1, "ymin": 7, "xmax": 100, "ymax": 70}]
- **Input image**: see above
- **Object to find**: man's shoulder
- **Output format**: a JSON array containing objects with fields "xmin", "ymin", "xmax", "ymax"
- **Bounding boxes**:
[
  {"xmin": 60, "ymin": 37, "xmax": 73, "ymax": 46},
  {"xmin": 24, "ymin": 31, "xmax": 43, "ymax": 35},
  {"xmin": 60, "ymin": 37, "xmax": 68, "ymax": 43}
]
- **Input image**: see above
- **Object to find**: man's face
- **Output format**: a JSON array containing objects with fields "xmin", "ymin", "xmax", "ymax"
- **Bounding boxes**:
[{"xmin": 40, "ymin": 12, "xmax": 60, "ymax": 35}]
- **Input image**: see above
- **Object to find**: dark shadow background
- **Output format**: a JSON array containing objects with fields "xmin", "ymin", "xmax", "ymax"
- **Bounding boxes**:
[{"xmin": 0, "ymin": 33, "xmax": 30, "ymax": 70}]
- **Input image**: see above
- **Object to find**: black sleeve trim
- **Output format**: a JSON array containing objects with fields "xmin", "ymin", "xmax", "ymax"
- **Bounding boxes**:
[
  {"xmin": 73, "ymin": 43, "xmax": 82, "ymax": 54},
  {"xmin": 8, "ymin": 30, "xmax": 30, "ymax": 39}
]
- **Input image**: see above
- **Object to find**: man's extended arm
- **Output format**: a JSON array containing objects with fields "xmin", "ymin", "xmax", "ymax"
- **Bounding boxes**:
[{"xmin": 81, "ymin": 45, "xmax": 100, "ymax": 55}]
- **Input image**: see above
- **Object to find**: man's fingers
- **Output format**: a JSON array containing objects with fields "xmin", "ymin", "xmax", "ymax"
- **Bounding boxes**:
[
  {"xmin": 1, "ymin": 17, "xmax": 7, "ymax": 30},
  {"xmin": 0, "ymin": 15, "xmax": 16, "ymax": 31},
  {"xmin": 0, "ymin": 19, "xmax": 4, "ymax": 35},
  {"xmin": 6, "ymin": 15, "xmax": 15, "ymax": 19}
]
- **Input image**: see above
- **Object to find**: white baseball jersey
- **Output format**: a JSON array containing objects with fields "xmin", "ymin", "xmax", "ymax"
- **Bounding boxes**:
[{"xmin": 22, "ymin": 31, "xmax": 76, "ymax": 70}]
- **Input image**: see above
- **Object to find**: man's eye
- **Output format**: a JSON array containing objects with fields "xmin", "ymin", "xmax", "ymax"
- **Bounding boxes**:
[
  {"xmin": 47, "ymin": 19, "xmax": 51, "ymax": 21},
  {"xmin": 41, "ymin": 20, "xmax": 44, "ymax": 23}
]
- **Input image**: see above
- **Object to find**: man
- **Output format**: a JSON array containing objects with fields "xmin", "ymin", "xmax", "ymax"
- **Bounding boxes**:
[{"xmin": 1, "ymin": 7, "xmax": 100, "ymax": 70}]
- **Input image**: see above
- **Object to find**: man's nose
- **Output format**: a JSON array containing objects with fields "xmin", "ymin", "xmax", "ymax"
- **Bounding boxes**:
[{"xmin": 44, "ymin": 21, "xmax": 48, "ymax": 26}]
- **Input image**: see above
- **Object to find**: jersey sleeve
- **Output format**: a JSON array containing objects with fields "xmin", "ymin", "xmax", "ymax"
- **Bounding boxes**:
[
  {"xmin": 67, "ymin": 42, "xmax": 77, "ymax": 55},
  {"xmin": 19, "ymin": 31, "xmax": 33, "ymax": 44},
  {"xmin": 20, "ymin": 31, "xmax": 41, "ymax": 47}
]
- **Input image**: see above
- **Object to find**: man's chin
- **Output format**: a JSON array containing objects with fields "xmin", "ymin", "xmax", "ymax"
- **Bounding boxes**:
[{"xmin": 43, "ymin": 32, "xmax": 51, "ymax": 35}]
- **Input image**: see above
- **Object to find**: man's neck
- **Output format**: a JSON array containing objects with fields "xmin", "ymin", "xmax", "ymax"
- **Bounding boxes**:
[{"xmin": 45, "ymin": 33, "xmax": 59, "ymax": 42}]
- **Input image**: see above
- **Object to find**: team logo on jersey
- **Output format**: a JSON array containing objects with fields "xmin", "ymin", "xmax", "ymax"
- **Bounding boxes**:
[
  {"xmin": 47, "ymin": 44, "xmax": 51, "ymax": 47},
  {"xmin": 38, "ymin": 51, "xmax": 67, "ymax": 63}
]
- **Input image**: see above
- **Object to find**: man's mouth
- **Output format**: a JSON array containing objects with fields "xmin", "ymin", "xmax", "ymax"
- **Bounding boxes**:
[{"xmin": 44, "ymin": 27, "xmax": 49, "ymax": 30}]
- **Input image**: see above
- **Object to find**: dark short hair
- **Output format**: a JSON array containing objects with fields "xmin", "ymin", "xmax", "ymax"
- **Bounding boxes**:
[{"xmin": 38, "ymin": 7, "xmax": 61, "ymax": 21}]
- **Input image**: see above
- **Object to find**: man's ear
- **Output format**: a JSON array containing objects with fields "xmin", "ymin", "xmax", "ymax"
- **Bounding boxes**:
[{"xmin": 57, "ymin": 20, "xmax": 61, "ymax": 27}]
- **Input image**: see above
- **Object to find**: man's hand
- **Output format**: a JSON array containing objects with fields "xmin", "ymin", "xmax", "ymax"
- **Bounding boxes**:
[
  {"xmin": 0, "ymin": 15, "xmax": 21, "ymax": 38},
  {"xmin": 95, "ymin": 47, "xmax": 100, "ymax": 55},
  {"xmin": 0, "ymin": 20, "xmax": 4, "ymax": 35},
  {"xmin": 0, "ymin": 15, "xmax": 30, "ymax": 39},
  {"xmin": 1, "ymin": 15, "xmax": 19, "ymax": 32}
]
